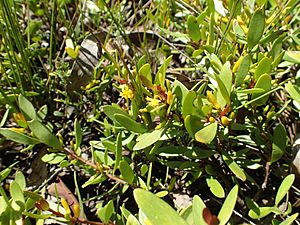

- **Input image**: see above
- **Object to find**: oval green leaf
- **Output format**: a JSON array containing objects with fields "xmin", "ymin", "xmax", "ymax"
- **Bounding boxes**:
[
  {"xmin": 184, "ymin": 115, "xmax": 203, "ymax": 139},
  {"xmin": 0, "ymin": 128, "xmax": 40, "ymax": 145},
  {"xmin": 103, "ymin": 104, "xmax": 131, "ymax": 124},
  {"xmin": 248, "ymin": 206, "xmax": 276, "ymax": 219},
  {"xmin": 133, "ymin": 189, "xmax": 189, "ymax": 225},
  {"xmin": 119, "ymin": 160, "xmax": 135, "ymax": 184},
  {"xmin": 192, "ymin": 196, "xmax": 206, "ymax": 225},
  {"xmin": 206, "ymin": 176, "xmax": 225, "ymax": 198},
  {"xmin": 15, "ymin": 171, "xmax": 26, "ymax": 191},
  {"xmin": 254, "ymin": 57, "xmax": 272, "ymax": 81},
  {"xmin": 251, "ymin": 73, "xmax": 272, "ymax": 106},
  {"xmin": 133, "ymin": 129, "xmax": 164, "ymax": 150},
  {"xmin": 247, "ymin": 9, "xmax": 265, "ymax": 49},
  {"xmin": 275, "ymin": 174, "xmax": 295, "ymax": 206},
  {"xmin": 115, "ymin": 114, "xmax": 147, "ymax": 134},
  {"xmin": 218, "ymin": 185, "xmax": 238, "ymax": 225},
  {"xmin": 114, "ymin": 132, "xmax": 122, "ymax": 173},
  {"xmin": 271, "ymin": 123, "xmax": 287, "ymax": 164},
  {"xmin": 97, "ymin": 200, "xmax": 115, "ymax": 224},
  {"xmin": 182, "ymin": 91, "xmax": 197, "ymax": 118},
  {"xmin": 283, "ymin": 51, "xmax": 300, "ymax": 64},
  {"xmin": 18, "ymin": 95, "xmax": 37, "ymax": 120},
  {"xmin": 279, "ymin": 213, "xmax": 299, "ymax": 225},
  {"xmin": 28, "ymin": 119, "xmax": 62, "ymax": 149},
  {"xmin": 285, "ymin": 82, "xmax": 300, "ymax": 104},
  {"xmin": 187, "ymin": 15, "xmax": 200, "ymax": 42},
  {"xmin": 235, "ymin": 54, "xmax": 250, "ymax": 86},
  {"xmin": 222, "ymin": 152, "xmax": 246, "ymax": 181},
  {"xmin": 10, "ymin": 181, "xmax": 25, "ymax": 209},
  {"xmin": 195, "ymin": 122, "xmax": 218, "ymax": 144},
  {"xmin": 74, "ymin": 118, "xmax": 82, "ymax": 151}
]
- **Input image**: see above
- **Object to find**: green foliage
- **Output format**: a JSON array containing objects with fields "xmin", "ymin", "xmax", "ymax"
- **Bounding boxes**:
[{"xmin": 0, "ymin": 0, "xmax": 299, "ymax": 224}]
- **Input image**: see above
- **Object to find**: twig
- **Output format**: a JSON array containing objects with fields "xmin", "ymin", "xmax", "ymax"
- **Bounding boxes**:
[
  {"xmin": 262, "ymin": 161, "xmax": 270, "ymax": 189},
  {"xmin": 47, "ymin": 206, "xmax": 114, "ymax": 225},
  {"xmin": 63, "ymin": 148, "xmax": 128, "ymax": 186}
]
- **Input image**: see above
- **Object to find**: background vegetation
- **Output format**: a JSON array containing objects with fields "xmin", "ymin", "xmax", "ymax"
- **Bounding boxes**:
[{"xmin": 0, "ymin": 0, "xmax": 300, "ymax": 224}]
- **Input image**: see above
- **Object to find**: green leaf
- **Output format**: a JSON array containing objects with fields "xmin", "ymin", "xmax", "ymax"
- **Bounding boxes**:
[
  {"xmin": 222, "ymin": 152, "xmax": 246, "ymax": 181},
  {"xmin": 185, "ymin": 149, "xmax": 215, "ymax": 159},
  {"xmin": 275, "ymin": 174, "xmax": 295, "ymax": 206},
  {"xmin": 23, "ymin": 191, "xmax": 43, "ymax": 201},
  {"xmin": 42, "ymin": 153, "xmax": 66, "ymax": 164},
  {"xmin": 15, "ymin": 171, "xmax": 26, "ymax": 191},
  {"xmin": 285, "ymin": 82, "xmax": 300, "ymax": 104},
  {"xmin": 0, "ymin": 128, "xmax": 40, "ymax": 145},
  {"xmin": 187, "ymin": 15, "xmax": 200, "ymax": 42},
  {"xmin": 218, "ymin": 185, "xmax": 238, "ymax": 225},
  {"xmin": 219, "ymin": 62, "xmax": 232, "ymax": 96},
  {"xmin": 28, "ymin": 119, "xmax": 62, "ymax": 149},
  {"xmin": 192, "ymin": 196, "xmax": 206, "ymax": 225},
  {"xmin": 133, "ymin": 129, "xmax": 164, "ymax": 150},
  {"xmin": 235, "ymin": 54, "xmax": 250, "ymax": 86},
  {"xmin": 10, "ymin": 181, "xmax": 25, "ymax": 210},
  {"xmin": 154, "ymin": 55, "xmax": 172, "ymax": 86},
  {"xmin": 97, "ymin": 200, "xmax": 115, "ymax": 224},
  {"xmin": 248, "ymin": 206, "xmax": 276, "ymax": 219},
  {"xmin": 114, "ymin": 132, "xmax": 122, "ymax": 173},
  {"xmin": 271, "ymin": 123, "xmax": 287, "ymax": 164},
  {"xmin": 115, "ymin": 114, "xmax": 147, "ymax": 134},
  {"xmin": 254, "ymin": 57, "xmax": 272, "ymax": 81},
  {"xmin": 283, "ymin": 51, "xmax": 300, "ymax": 63},
  {"xmin": 184, "ymin": 115, "xmax": 203, "ymax": 139},
  {"xmin": 139, "ymin": 63, "xmax": 152, "ymax": 88},
  {"xmin": 82, "ymin": 174, "xmax": 106, "ymax": 188},
  {"xmin": 247, "ymin": 9, "xmax": 265, "ymax": 49},
  {"xmin": 126, "ymin": 214, "xmax": 141, "ymax": 225},
  {"xmin": 251, "ymin": 73, "xmax": 272, "ymax": 106},
  {"xmin": 215, "ymin": 75, "xmax": 231, "ymax": 107},
  {"xmin": 103, "ymin": 104, "xmax": 131, "ymax": 124},
  {"xmin": 195, "ymin": 122, "xmax": 218, "ymax": 144},
  {"xmin": 95, "ymin": 151, "xmax": 114, "ymax": 166},
  {"xmin": 18, "ymin": 95, "xmax": 37, "ymax": 120},
  {"xmin": 74, "ymin": 118, "xmax": 82, "ymax": 151},
  {"xmin": 119, "ymin": 160, "xmax": 135, "ymax": 184},
  {"xmin": 279, "ymin": 213, "xmax": 299, "ymax": 225},
  {"xmin": 0, "ymin": 167, "xmax": 12, "ymax": 182},
  {"xmin": 206, "ymin": 176, "xmax": 225, "ymax": 198},
  {"xmin": 237, "ymin": 88, "xmax": 265, "ymax": 94},
  {"xmin": 22, "ymin": 212, "xmax": 52, "ymax": 219},
  {"xmin": 173, "ymin": 80, "xmax": 189, "ymax": 105},
  {"xmin": 182, "ymin": 91, "xmax": 197, "ymax": 118},
  {"xmin": 133, "ymin": 189, "xmax": 189, "ymax": 225}
]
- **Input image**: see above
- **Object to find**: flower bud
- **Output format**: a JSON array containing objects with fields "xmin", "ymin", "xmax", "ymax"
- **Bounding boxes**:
[
  {"xmin": 61, "ymin": 198, "xmax": 71, "ymax": 215},
  {"xmin": 207, "ymin": 91, "xmax": 221, "ymax": 110},
  {"xmin": 209, "ymin": 117, "xmax": 215, "ymax": 123},
  {"xmin": 73, "ymin": 204, "xmax": 80, "ymax": 219},
  {"xmin": 221, "ymin": 116, "xmax": 231, "ymax": 126}
]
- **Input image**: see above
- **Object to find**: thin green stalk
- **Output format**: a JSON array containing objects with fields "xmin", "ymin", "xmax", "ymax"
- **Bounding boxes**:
[{"xmin": 49, "ymin": 0, "xmax": 56, "ymax": 72}]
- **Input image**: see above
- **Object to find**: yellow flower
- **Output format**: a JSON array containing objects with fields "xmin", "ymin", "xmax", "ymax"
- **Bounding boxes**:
[
  {"xmin": 166, "ymin": 91, "xmax": 173, "ymax": 105},
  {"xmin": 120, "ymin": 86, "xmax": 134, "ymax": 99},
  {"xmin": 146, "ymin": 96, "xmax": 161, "ymax": 107}
]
